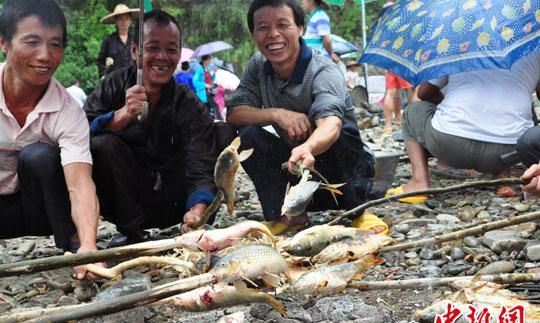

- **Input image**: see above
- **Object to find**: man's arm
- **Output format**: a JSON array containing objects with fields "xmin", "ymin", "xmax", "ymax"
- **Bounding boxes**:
[
  {"xmin": 321, "ymin": 35, "xmax": 339, "ymax": 63},
  {"xmin": 227, "ymin": 105, "xmax": 312, "ymax": 142},
  {"xmin": 417, "ymin": 82, "xmax": 444, "ymax": 104},
  {"xmin": 288, "ymin": 116, "xmax": 342, "ymax": 171}
]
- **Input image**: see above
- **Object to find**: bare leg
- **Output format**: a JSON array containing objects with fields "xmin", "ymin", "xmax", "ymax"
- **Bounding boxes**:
[
  {"xmin": 383, "ymin": 88, "xmax": 401, "ymax": 134},
  {"xmin": 402, "ymin": 140, "xmax": 431, "ymax": 192}
]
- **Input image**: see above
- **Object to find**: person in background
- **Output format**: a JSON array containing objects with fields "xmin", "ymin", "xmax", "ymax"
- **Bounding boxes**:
[
  {"xmin": 96, "ymin": 4, "xmax": 138, "ymax": 79},
  {"xmin": 193, "ymin": 54, "xmax": 221, "ymax": 120},
  {"xmin": 175, "ymin": 61, "xmax": 195, "ymax": 92},
  {"xmin": 345, "ymin": 60, "xmax": 360, "ymax": 91},
  {"xmin": 66, "ymin": 79, "xmax": 87, "ymax": 108},
  {"xmin": 382, "ymin": 71, "xmax": 413, "ymax": 134},
  {"xmin": 302, "ymin": 0, "xmax": 339, "ymax": 63},
  {"xmin": 227, "ymin": 0, "xmax": 386, "ymax": 235},
  {"xmin": 0, "ymin": 0, "xmax": 102, "ymax": 280}
]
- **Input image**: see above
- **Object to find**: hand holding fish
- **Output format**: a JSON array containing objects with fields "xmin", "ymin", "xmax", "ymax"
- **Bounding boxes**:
[
  {"xmin": 182, "ymin": 203, "xmax": 208, "ymax": 233},
  {"xmin": 288, "ymin": 144, "xmax": 315, "ymax": 173},
  {"xmin": 272, "ymin": 109, "xmax": 312, "ymax": 142},
  {"xmin": 521, "ymin": 162, "xmax": 540, "ymax": 197}
]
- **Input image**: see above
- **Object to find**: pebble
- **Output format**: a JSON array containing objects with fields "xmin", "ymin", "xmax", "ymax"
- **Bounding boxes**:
[
  {"xmin": 450, "ymin": 248, "xmax": 465, "ymax": 260},
  {"xmin": 393, "ymin": 223, "xmax": 411, "ymax": 234},
  {"xmin": 463, "ymin": 236, "xmax": 482, "ymax": 248},
  {"xmin": 477, "ymin": 261, "xmax": 516, "ymax": 275}
]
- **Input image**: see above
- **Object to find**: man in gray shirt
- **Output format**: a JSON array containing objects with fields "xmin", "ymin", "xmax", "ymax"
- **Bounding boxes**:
[{"xmin": 227, "ymin": 0, "xmax": 380, "ymax": 234}]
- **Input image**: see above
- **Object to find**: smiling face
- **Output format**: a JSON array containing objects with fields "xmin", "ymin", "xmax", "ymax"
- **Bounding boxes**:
[
  {"xmin": 136, "ymin": 19, "xmax": 181, "ymax": 90},
  {"xmin": 1, "ymin": 15, "xmax": 64, "ymax": 91},
  {"xmin": 252, "ymin": 5, "xmax": 303, "ymax": 78}
]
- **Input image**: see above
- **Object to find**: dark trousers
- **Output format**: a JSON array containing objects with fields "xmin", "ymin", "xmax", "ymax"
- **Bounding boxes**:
[
  {"xmin": 238, "ymin": 126, "xmax": 374, "ymax": 221},
  {"xmin": 91, "ymin": 134, "xmax": 188, "ymax": 238},
  {"xmin": 0, "ymin": 142, "xmax": 75, "ymax": 250},
  {"xmin": 517, "ymin": 126, "xmax": 540, "ymax": 167}
]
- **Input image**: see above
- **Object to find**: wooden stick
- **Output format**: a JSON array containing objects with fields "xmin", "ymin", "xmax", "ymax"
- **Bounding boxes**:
[
  {"xmin": 349, "ymin": 273, "xmax": 540, "ymax": 290},
  {"xmin": 86, "ymin": 256, "xmax": 197, "ymax": 279},
  {"xmin": 1, "ymin": 273, "xmax": 217, "ymax": 323},
  {"xmin": 0, "ymin": 238, "xmax": 182, "ymax": 278},
  {"xmin": 379, "ymin": 210, "xmax": 540, "ymax": 253},
  {"xmin": 329, "ymin": 178, "xmax": 526, "ymax": 225}
]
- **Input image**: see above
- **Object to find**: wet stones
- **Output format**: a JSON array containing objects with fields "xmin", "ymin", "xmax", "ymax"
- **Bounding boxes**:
[
  {"xmin": 482, "ymin": 230, "xmax": 528, "ymax": 253},
  {"xmin": 476, "ymin": 260, "xmax": 515, "ymax": 275}
]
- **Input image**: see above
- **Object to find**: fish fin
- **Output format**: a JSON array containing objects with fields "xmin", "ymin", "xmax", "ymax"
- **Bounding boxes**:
[
  {"xmin": 238, "ymin": 148, "xmax": 253, "ymax": 162},
  {"xmin": 230, "ymin": 136, "xmax": 241, "ymax": 150},
  {"xmin": 351, "ymin": 273, "xmax": 366, "ymax": 280},
  {"xmin": 262, "ymin": 272, "xmax": 282, "ymax": 288},
  {"xmin": 320, "ymin": 183, "xmax": 345, "ymax": 206},
  {"xmin": 241, "ymin": 274, "xmax": 258, "ymax": 288},
  {"xmin": 262, "ymin": 293, "xmax": 288, "ymax": 317},
  {"xmin": 233, "ymin": 279, "xmax": 249, "ymax": 291}
]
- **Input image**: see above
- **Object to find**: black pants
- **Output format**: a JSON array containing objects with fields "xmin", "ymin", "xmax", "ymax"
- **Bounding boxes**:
[
  {"xmin": 0, "ymin": 142, "xmax": 75, "ymax": 251},
  {"xmin": 517, "ymin": 126, "xmax": 540, "ymax": 167},
  {"xmin": 238, "ymin": 126, "xmax": 374, "ymax": 221}
]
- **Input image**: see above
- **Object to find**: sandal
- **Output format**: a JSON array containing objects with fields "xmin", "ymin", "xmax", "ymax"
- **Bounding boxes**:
[
  {"xmin": 385, "ymin": 184, "xmax": 428, "ymax": 204},
  {"xmin": 351, "ymin": 213, "xmax": 388, "ymax": 234}
]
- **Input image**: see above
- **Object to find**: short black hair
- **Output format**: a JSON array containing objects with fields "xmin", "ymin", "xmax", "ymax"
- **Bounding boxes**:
[
  {"xmin": 181, "ymin": 61, "xmax": 189, "ymax": 71},
  {"xmin": 71, "ymin": 78, "xmax": 79, "ymax": 85},
  {"xmin": 134, "ymin": 9, "xmax": 181, "ymax": 46},
  {"xmin": 247, "ymin": 0, "xmax": 304, "ymax": 34},
  {"xmin": 0, "ymin": 0, "xmax": 67, "ymax": 47}
]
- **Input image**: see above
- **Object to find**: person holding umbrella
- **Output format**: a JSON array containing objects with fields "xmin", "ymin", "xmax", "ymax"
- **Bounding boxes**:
[
  {"xmin": 227, "ymin": 0, "xmax": 386, "ymax": 235},
  {"xmin": 302, "ymin": 0, "xmax": 339, "ymax": 63},
  {"xmin": 193, "ymin": 54, "xmax": 220, "ymax": 120},
  {"xmin": 96, "ymin": 4, "xmax": 138, "ymax": 79}
]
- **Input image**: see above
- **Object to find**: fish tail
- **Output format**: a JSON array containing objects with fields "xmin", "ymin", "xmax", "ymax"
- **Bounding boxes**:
[
  {"xmin": 262, "ymin": 293, "xmax": 288, "ymax": 316},
  {"xmin": 230, "ymin": 136, "xmax": 241, "ymax": 150},
  {"xmin": 320, "ymin": 183, "xmax": 345, "ymax": 205}
]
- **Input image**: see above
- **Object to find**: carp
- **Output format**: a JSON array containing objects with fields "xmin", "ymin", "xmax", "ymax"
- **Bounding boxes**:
[
  {"xmin": 210, "ymin": 244, "xmax": 290, "ymax": 287},
  {"xmin": 179, "ymin": 220, "xmax": 277, "ymax": 253},
  {"xmin": 215, "ymin": 137, "xmax": 253, "ymax": 217},
  {"xmin": 311, "ymin": 234, "xmax": 393, "ymax": 264},
  {"xmin": 292, "ymin": 254, "xmax": 381, "ymax": 298},
  {"xmin": 281, "ymin": 168, "xmax": 344, "ymax": 219},
  {"xmin": 163, "ymin": 283, "xmax": 286, "ymax": 316},
  {"xmin": 284, "ymin": 225, "xmax": 370, "ymax": 257}
]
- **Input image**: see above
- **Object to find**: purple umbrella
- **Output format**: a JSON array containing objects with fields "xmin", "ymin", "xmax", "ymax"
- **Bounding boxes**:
[{"xmin": 191, "ymin": 41, "xmax": 233, "ymax": 58}]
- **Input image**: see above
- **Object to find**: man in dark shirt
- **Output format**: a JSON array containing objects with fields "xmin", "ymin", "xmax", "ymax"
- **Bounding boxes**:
[
  {"xmin": 85, "ymin": 10, "xmax": 233, "ymax": 247},
  {"xmin": 96, "ymin": 4, "xmax": 137, "ymax": 79}
]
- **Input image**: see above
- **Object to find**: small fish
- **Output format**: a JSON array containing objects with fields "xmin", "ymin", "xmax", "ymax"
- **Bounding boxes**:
[
  {"xmin": 164, "ymin": 283, "xmax": 286, "ymax": 316},
  {"xmin": 281, "ymin": 168, "xmax": 344, "ymax": 219},
  {"xmin": 215, "ymin": 137, "xmax": 253, "ymax": 217},
  {"xmin": 179, "ymin": 220, "xmax": 276, "ymax": 253},
  {"xmin": 292, "ymin": 255, "xmax": 380, "ymax": 298},
  {"xmin": 284, "ymin": 225, "xmax": 370, "ymax": 257},
  {"xmin": 311, "ymin": 234, "xmax": 393, "ymax": 264},
  {"xmin": 211, "ymin": 244, "xmax": 290, "ymax": 287}
]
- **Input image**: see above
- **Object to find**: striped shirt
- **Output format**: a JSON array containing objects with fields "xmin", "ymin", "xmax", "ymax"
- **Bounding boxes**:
[
  {"xmin": 303, "ymin": 7, "xmax": 331, "ymax": 52},
  {"xmin": 0, "ymin": 64, "xmax": 92, "ymax": 194},
  {"xmin": 228, "ymin": 38, "xmax": 358, "ymax": 147}
]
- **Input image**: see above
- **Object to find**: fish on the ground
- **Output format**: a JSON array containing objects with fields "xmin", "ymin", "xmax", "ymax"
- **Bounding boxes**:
[
  {"xmin": 284, "ymin": 225, "xmax": 370, "ymax": 257},
  {"xmin": 281, "ymin": 168, "xmax": 344, "ymax": 219},
  {"xmin": 179, "ymin": 220, "xmax": 276, "ymax": 253},
  {"xmin": 311, "ymin": 234, "xmax": 393, "ymax": 264},
  {"xmin": 292, "ymin": 254, "xmax": 381, "ymax": 298},
  {"xmin": 161, "ymin": 283, "xmax": 286, "ymax": 316},
  {"xmin": 215, "ymin": 136, "xmax": 253, "ymax": 217},
  {"xmin": 210, "ymin": 244, "xmax": 290, "ymax": 287}
]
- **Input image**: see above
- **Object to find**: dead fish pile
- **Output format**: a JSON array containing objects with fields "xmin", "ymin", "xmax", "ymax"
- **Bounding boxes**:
[
  {"xmin": 284, "ymin": 224, "xmax": 370, "ymax": 257},
  {"xmin": 311, "ymin": 234, "xmax": 393, "ymax": 264}
]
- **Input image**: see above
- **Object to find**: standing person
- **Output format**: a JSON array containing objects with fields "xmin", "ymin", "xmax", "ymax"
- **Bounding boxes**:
[
  {"xmin": 382, "ymin": 71, "xmax": 412, "ymax": 134},
  {"xmin": 193, "ymin": 54, "xmax": 220, "ymax": 120},
  {"xmin": 0, "ymin": 0, "xmax": 101, "ymax": 280},
  {"xmin": 227, "ymin": 0, "xmax": 386, "ymax": 235},
  {"xmin": 175, "ymin": 61, "xmax": 195, "ymax": 92},
  {"xmin": 302, "ymin": 0, "xmax": 339, "ymax": 63},
  {"xmin": 96, "ymin": 4, "xmax": 138, "ymax": 79},
  {"xmin": 84, "ymin": 10, "xmax": 234, "ymax": 247},
  {"xmin": 66, "ymin": 78, "xmax": 87, "ymax": 108}
]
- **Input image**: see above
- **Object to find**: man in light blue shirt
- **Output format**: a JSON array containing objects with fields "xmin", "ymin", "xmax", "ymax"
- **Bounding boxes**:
[{"xmin": 302, "ymin": 0, "xmax": 339, "ymax": 63}]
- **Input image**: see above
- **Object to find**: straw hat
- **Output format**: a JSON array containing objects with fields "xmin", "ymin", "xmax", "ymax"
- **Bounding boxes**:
[
  {"xmin": 100, "ymin": 4, "xmax": 139, "ymax": 24},
  {"xmin": 346, "ymin": 60, "xmax": 359, "ymax": 67}
]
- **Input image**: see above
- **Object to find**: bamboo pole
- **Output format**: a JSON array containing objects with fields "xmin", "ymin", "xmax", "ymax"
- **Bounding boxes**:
[
  {"xmin": 1, "ymin": 273, "xmax": 217, "ymax": 323},
  {"xmin": 379, "ymin": 210, "xmax": 540, "ymax": 253},
  {"xmin": 349, "ymin": 273, "xmax": 540, "ymax": 290},
  {"xmin": 0, "ymin": 238, "xmax": 182, "ymax": 278},
  {"xmin": 328, "ymin": 178, "xmax": 526, "ymax": 225}
]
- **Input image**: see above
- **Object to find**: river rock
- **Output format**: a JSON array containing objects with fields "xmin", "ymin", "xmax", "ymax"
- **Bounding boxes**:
[
  {"xmin": 524, "ymin": 241, "xmax": 540, "ymax": 261},
  {"xmin": 482, "ymin": 230, "xmax": 528, "ymax": 253},
  {"xmin": 477, "ymin": 261, "xmax": 516, "ymax": 275}
]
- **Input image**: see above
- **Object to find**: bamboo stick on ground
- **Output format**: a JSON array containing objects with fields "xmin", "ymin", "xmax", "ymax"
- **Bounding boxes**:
[
  {"xmin": 329, "ymin": 178, "xmax": 526, "ymax": 225},
  {"xmin": 1, "ymin": 273, "xmax": 217, "ymax": 323},
  {"xmin": 0, "ymin": 238, "xmax": 182, "ymax": 278},
  {"xmin": 380, "ymin": 210, "xmax": 540, "ymax": 253},
  {"xmin": 349, "ymin": 273, "xmax": 540, "ymax": 290},
  {"xmin": 86, "ymin": 256, "xmax": 197, "ymax": 279}
]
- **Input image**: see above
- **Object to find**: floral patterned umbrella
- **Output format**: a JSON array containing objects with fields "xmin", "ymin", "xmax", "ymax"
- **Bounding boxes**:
[{"xmin": 359, "ymin": 0, "xmax": 540, "ymax": 85}]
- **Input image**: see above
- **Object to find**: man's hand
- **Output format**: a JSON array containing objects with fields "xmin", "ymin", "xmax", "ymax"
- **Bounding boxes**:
[
  {"xmin": 288, "ymin": 144, "xmax": 315, "ymax": 173},
  {"xmin": 181, "ymin": 203, "xmax": 207, "ymax": 233},
  {"xmin": 72, "ymin": 245, "xmax": 105, "ymax": 280},
  {"xmin": 521, "ymin": 163, "xmax": 540, "ymax": 197},
  {"xmin": 331, "ymin": 53, "xmax": 340, "ymax": 63},
  {"xmin": 123, "ymin": 85, "xmax": 147, "ymax": 119},
  {"xmin": 273, "ymin": 109, "xmax": 312, "ymax": 142}
]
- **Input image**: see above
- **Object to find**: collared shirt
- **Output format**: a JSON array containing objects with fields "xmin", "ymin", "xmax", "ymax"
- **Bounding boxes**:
[
  {"xmin": 0, "ymin": 65, "xmax": 92, "ymax": 194},
  {"xmin": 303, "ymin": 7, "xmax": 331, "ymax": 51},
  {"xmin": 96, "ymin": 31, "xmax": 135, "ymax": 78},
  {"xmin": 227, "ymin": 38, "xmax": 357, "ymax": 147}
]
